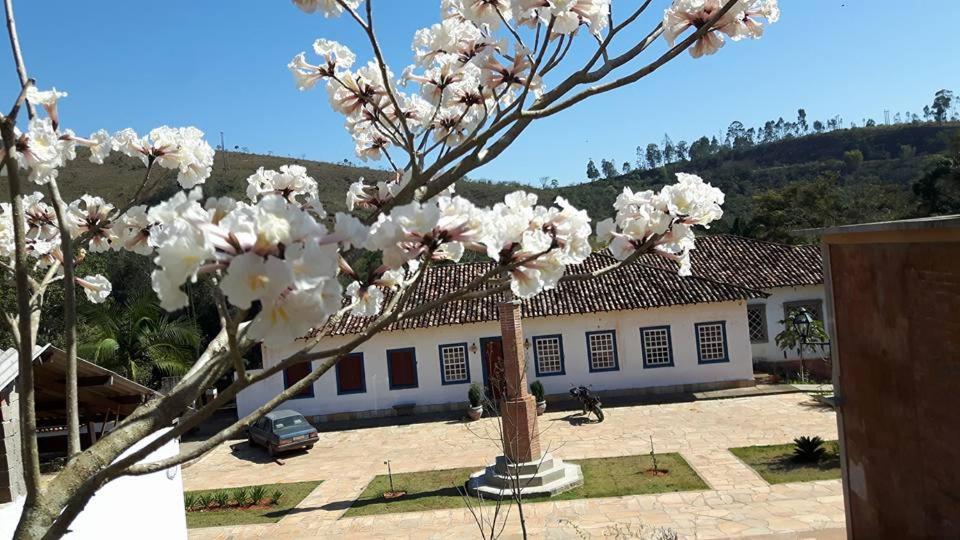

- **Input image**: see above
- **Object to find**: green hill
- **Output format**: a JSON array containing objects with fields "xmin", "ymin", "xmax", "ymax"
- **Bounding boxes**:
[
  {"xmin": 35, "ymin": 120, "xmax": 960, "ymax": 241},
  {"xmin": 559, "ymin": 122, "xmax": 960, "ymax": 241},
  {"xmin": 6, "ymin": 121, "xmax": 958, "ymax": 358},
  {"xmin": 51, "ymin": 150, "xmax": 538, "ymax": 215}
]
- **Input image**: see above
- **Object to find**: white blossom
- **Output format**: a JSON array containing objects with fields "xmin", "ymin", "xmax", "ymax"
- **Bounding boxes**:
[
  {"xmin": 68, "ymin": 195, "xmax": 117, "ymax": 252},
  {"xmin": 78, "ymin": 274, "xmax": 112, "ymax": 303},
  {"xmin": 663, "ymin": 0, "xmax": 778, "ymax": 58},
  {"xmin": 346, "ymin": 280, "xmax": 384, "ymax": 317},
  {"xmin": 245, "ymin": 165, "xmax": 319, "ymax": 203},
  {"xmin": 13, "ymin": 118, "xmax": 64, "ymax": 185},
  {"xmin": 292, "ymin": 0, "xmax": 361, "ymax": 18},
  {"xmin": 114, "ymin": 126, "xmax": 215, "ymax": 188}
]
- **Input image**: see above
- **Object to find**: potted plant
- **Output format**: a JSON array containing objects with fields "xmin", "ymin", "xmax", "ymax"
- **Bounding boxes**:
[
  {"xmin": 530, "ymin": 380, "xmax": 547, "ymax": 415},
  {"xmin": 467, "ymin": 383, "xmax": 484, "ymax": 420}
]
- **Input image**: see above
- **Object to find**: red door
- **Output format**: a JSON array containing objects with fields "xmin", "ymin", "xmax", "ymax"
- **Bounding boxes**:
[{"xmin": 481, "ymin": 337, "xmax": 505, "ymax": 400}]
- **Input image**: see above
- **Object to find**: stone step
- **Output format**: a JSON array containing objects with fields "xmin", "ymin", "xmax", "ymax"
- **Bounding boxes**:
[{"xmin": 482, "ymin": 460, "xmax": 568, "ymax": 488}]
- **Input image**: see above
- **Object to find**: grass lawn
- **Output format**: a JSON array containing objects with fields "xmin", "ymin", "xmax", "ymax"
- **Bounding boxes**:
[
  {"xmin": 343, "ymin": 453, "xmax": 707, "ymax": 517},
  {"xmin": 730, "ymin": 441, "xmax": 841, "ymax": 484},
  {"xmin": 185, "ymin": 480, "xmax": 321, "ymax": 529}
]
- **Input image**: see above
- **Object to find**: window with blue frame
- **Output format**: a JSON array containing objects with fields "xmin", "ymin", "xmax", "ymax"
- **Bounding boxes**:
[
  {"xmin": 335, "ymin": 353, "xmax": 366, "ymax": 395},
  {"xmin": 387, "ymin": 347, "xmax": 419, "ymax": 389},
  {"xmin": 586, "ymin": 330, "xmax": 619, "ymax": 372},
  {"xmin": 532, "ymin": 334, "xmax": 565, "ymax": 376},
  {"xmin": 639, "ymin": 326, "xmax": 674, "ymax": 368},
  {"xmin": 283, "ymin": 360, "xmax": 315, "ymax": 398},
  {"xmin": 438, "ymin": 342, "xmax": 470, "ymax": 384},
  {"xmin": 695, "ymin": 321, "xmax": 729, "ymax": 364}
]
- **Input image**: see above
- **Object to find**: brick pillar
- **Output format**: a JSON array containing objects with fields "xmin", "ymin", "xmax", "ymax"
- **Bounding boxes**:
[{"xmin": 497, "ymin": 301, "xmax": 541, "ymax": 463}]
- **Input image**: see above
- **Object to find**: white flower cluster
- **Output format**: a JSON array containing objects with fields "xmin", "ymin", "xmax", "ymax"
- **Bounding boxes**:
[
  {"xmin": 0, "ymin": 192, "xmax": 112, "ymax": 304},
  {"xmin": 245, "ymin": 165, "xmax": 319, "ymax": 205},
  {"xmin": 287, "ymin": 0, "xmax": 612, "ymax": 176},
  {"xmin": 597, "ymin": 173, "xmax": 724, "ymax": 274},
  {"xmin": 663, "ymin": 0, "xmax": 779, "ymax": 58},
  {"xmin": 142, "ymin": 188, "xmax": 343, "ymax": 347},
  {"xmin": 359, "ymin": 188, "xmax": 591, "ymax": 301},
  {"xmin": 3, "ymin": 88, "xmax": 215, "ymax": 189},
  {"xmin": 292, "ymin": 0, "xmax": 361, "ymax": 18},
  {"xmin": 113, "ymin": 126, "xmax": 215, "ymax": 189}
]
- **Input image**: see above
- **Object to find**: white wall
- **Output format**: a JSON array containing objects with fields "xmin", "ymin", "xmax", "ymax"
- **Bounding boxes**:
[
  {"xmin": 237, "ymin": 301, "xmax": 754, "ymax": 420},
  {"xmin": 748, "ymin": 284, "xmax": 826, "ymax": 362},
  {"xmin": 0, "ymin": 428, "xmax": 186, "ymax": 540}
]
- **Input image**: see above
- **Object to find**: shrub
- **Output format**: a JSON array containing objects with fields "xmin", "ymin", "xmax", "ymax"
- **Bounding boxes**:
[
  {"xmin": 468, "ymin": 382, "xmax": 484, "ymax": 407},
  {"xmin": 529, "ymin": 380, "xmax": 545, "ymax": 402},
  {"xmin": 212, "ymin": 490, "xmax": 230, "ymax": 508},
  {"xmin": 184, "ymin": 493, "xmax": 197, "ymax": 511},
  {"xmin": 195, "ymin": 494, "xmax": 211, "ymax": 510},
  {"xmin": 250, "ymin": 485, "xmax": 267, "ymax": 505},
  {"xmin": 232, "ymin": 487, "xmax": 248, "ymax": 507},
  {"xmin": 792, "ymin": 436, "xmax": 826, "ymax": 463},
  {"xmin": 270, "ymin": 490, "xmax": 283, "ymax": 505}
]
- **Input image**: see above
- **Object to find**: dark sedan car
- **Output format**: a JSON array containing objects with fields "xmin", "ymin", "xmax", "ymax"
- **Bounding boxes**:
[{"xmin": 247, "ymin": 409, "xmax": 318, "ymax": 456}]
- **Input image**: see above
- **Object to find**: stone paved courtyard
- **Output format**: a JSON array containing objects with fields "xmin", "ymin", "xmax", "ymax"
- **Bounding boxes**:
[{"xmin": 184, "ymin": 393, "xmax": 843, "ymax": 539}]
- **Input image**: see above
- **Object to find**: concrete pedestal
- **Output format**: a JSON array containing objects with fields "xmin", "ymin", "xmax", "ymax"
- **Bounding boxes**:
[{"xmin": 468, "ymin": 453, "xmax": 583, "ymax": 499}]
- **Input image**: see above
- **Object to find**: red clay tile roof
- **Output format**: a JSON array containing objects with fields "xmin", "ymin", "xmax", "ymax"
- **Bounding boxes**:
[
  {"xmin": 325, "ymin": 251, "xmax": 767, "ymax": 336},
  {"xmin": 638, "ymin": 234, "xmax": 823, "ymax": 290}
]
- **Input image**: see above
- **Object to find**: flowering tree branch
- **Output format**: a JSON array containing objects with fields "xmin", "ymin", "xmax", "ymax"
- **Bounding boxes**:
[{"xmin": 1, "ymin": 0, "xmax": 781, "ymax": 536}]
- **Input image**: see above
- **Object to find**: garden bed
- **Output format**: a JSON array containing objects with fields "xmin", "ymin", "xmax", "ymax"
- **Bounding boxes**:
[
  {"xmin": 343, "ymin": 453, "xmax": 707, "ymax": 517},
  {"xmin": 184, "ymin": 480, "xmax": 322, "ymax": 528},
  {"xmin": 730, "ymin": 441, "xmax": 841, "ymax": 484}
]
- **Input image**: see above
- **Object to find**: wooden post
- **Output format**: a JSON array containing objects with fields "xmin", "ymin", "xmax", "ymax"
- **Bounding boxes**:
[{"xmin": 86, "ymin": 420, "xmax": 97, "ymax": 447}]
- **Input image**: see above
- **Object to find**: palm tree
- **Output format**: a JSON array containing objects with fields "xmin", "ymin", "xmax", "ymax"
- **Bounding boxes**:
[{"xmin": 79, "ymin": 292, "xmax": 201, "ymax": 387}]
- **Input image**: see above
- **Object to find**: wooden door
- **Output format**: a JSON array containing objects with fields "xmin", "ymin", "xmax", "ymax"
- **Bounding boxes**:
[{"xmin": 481, "ymin": 337, "xmax": 505, "ymax": 401}]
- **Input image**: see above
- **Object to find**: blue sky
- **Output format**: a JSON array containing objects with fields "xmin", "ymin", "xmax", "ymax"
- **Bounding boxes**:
[{"xmin": 4, "ymin": 0, "xmax": 958, "ymax": 185}]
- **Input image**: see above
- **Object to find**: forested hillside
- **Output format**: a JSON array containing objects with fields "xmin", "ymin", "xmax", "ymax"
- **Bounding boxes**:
[
  {"xmin": 50, "ymin": 121, "xmax": 960, "ymax": 245},
  {"xmin": 8, "ymin": 116, "xmax": 959, "ymax": 372},
  {"xmin": 565, "ymin": 122, "xmax": 960, "ymax": 242}
]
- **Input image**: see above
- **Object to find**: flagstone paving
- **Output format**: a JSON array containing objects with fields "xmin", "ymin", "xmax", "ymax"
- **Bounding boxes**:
[{"xmin": 184, "ymin": 393, "xmax": 843, "ymax": 539}]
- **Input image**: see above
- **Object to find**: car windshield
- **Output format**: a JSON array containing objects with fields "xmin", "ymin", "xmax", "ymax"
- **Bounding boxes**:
[{"xmin": 273, "ymin": 416, "xmax": 308, "ymax": 432}]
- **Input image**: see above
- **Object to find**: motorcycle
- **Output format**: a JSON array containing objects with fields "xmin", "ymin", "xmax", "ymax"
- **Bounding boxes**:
[{"xmin": 569, "ymin": 385, "xmax": 604, "ymax": 423}]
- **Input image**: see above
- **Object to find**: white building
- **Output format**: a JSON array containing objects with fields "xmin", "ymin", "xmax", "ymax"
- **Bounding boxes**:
[
  {"xmin": 646, "ymin": 235, "xmax": 826, "ymax": 367},
  {"xmin": 237, "ymin": 235, "xmax": 825, "ymax": 422}
]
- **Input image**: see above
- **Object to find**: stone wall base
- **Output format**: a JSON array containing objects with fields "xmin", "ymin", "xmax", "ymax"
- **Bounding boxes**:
[{"xmin": 305, "ymin": 378, "xmax": 755, "ymax": 425}]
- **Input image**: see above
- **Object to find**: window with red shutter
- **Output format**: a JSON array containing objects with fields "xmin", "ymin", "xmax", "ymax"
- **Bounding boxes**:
[
  {"xmin": 283, "ymin": 361, "xmax": 314, "ymax": 399},
  {"xmin": 387, "ymin": 348, "xmax": 418, "ymax": 389},
  {"xmin": 336, "ymin": 353, "xmax": 365, "ymax": 395}
]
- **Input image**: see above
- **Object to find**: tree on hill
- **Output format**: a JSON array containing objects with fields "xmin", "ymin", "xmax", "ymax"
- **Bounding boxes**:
[
  {"xmin": 726, "ymin": 121, "xmax": 745, "ymax": 147},
  {"xmin": 676, "ymin": 140, "xmax": 689, "ymax": 161},
  {"xmin": 932, "ymin": 89, "xmax": 954, "ymax": 123},
  {"xmin": 662, "ymin": 134, "xmax": 675, "ymax": 164},
  {"xmin": 913, "ymin": 130, "xmax": 960, "ymax": 215},
  {"xmin": 843, "ymin": 149, "xmax": 864, "ymax": 174},
  {"xmin": 600, "ymin": 158, "xmax": 619, "ymax": 178},
  {"xmin": 621, "ymin": 162, "xmax": 632, "ymax": 173},
  {"xmin": 688, "ymin": 136, "xmax": 712, "ymax": 161},
  {"xmin": 813, "ymin": 120, "xmax": 824, "ymax": 133},
  {"xmin": 645, "ymin": 143, "xmax": 662, "ymax": 169},
  {"xmin": 751, "ymin": 174, "xmax": 846, "ymax": 243},
  {"xmin": 586, "ymin": 158, "xmax": 600, "ymax": 180},
  {"xmin": 797, "ymin": 109, "xmax": 808, "ymax": 133}
]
